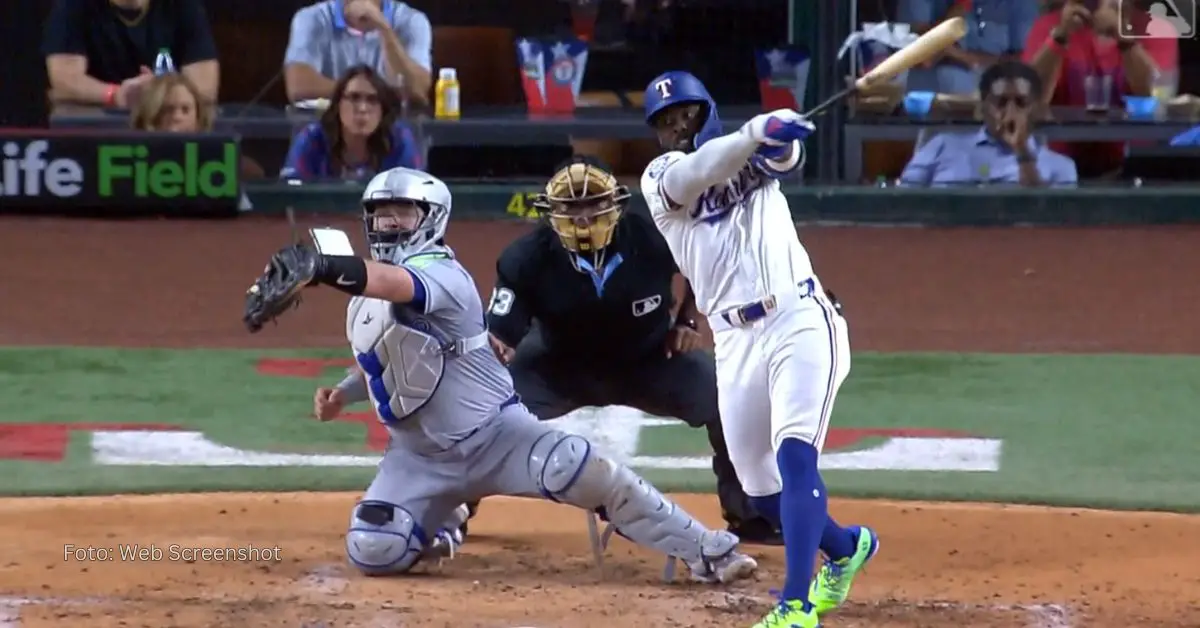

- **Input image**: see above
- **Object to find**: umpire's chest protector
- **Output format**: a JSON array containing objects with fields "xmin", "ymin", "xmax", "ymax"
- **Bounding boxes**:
[{"xmin": 346, "ymin": 296, "xmax": 446, "ymax": 423}]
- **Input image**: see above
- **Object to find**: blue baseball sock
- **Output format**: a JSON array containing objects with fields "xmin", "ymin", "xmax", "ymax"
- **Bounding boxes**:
[
  {"xmin": 821, "ymin": 515, "xmax": 858, "ymax": 562},
  {"xmin": 777, "ymin": 437, "xmax": 827, "ymax": 608},
  {"xmin": 752, "ymin": 491, "xmax": 857, "ymax": 562}
]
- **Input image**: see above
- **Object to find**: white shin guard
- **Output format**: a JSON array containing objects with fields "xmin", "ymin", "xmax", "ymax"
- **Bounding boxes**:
[{"xmin": 528, "ymin": 430, "xmax": 741, "ymax": 579}]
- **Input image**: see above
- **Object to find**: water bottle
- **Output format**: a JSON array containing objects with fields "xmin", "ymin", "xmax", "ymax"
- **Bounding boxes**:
[{"xmin": 154, "ymin": 48, "xmax": 176, "ymax": 75}]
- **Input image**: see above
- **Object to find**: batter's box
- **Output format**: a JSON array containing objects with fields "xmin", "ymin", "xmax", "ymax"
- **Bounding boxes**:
[
  {"xmin": 14, "ymin": 597, "xmax": 386, "ymax": 627},
  {"xmin": 825, "ymin": 599, "xmax": 1074, "ymax": 628}
]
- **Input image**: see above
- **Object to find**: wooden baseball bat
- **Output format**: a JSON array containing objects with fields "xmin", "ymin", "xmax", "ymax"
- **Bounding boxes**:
[{"xmin": 806, "ymin": 17, "xmax": 968, "ymax": 118}]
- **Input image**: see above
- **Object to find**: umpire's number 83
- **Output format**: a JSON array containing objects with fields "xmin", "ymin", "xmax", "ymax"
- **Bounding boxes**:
[{"xmin": 488, "ymin": 288, "xmax": 515, "ymax": 316}]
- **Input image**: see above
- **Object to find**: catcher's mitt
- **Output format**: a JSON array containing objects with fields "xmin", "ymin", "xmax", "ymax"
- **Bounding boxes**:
[{"xmin": 243, "ymin": 244, "xmax": 319, "ymax": 333}]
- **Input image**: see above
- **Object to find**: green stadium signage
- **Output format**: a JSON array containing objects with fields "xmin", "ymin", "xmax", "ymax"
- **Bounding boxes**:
[
  {"xmin": 0, "ymin": 132, "xmax": 240, "ymax": 216},
  {"xmin": 97, "ymin": 142, "xmax": 238, "ymax": 200}
]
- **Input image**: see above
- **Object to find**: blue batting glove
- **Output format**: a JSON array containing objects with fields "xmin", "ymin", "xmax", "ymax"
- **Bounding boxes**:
[{"xmin": 744, "ymin": 109, "xmax": 816, "ymax": 147}]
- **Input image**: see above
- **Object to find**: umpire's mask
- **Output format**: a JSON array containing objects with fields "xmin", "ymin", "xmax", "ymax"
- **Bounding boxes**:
[{"xmin": 534, "ymin": 158, "xmax": 630, "ymax": 272}]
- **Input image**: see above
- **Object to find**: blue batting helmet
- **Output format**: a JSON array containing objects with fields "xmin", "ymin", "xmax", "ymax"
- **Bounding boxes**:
[{"xmin": 643, "ymin": 71, "xmax": 722, "ymax": 149}]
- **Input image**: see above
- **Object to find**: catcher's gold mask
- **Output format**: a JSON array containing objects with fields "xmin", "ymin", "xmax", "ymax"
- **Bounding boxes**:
[{"xmin": 534, "ymin": 160, "xmax": 631, "ymax": 271}]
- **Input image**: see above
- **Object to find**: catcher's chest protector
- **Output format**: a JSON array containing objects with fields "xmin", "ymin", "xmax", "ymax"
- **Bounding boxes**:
[{"xmin": 347, "ymin": 297, "xmax": 453, "ymax": 424}]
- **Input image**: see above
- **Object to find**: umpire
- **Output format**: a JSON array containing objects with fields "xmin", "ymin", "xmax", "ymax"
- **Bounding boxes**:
[{"xmin": 478, "ymin": 155, "xmax": 780, "ymax": 544}]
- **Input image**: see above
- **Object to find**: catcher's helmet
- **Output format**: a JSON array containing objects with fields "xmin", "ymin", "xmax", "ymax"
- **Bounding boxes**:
[
  {"xmin": 643, "ymin": 71, "xmax": 723, "ymax": 150},
  {"xmin": 360, "ymin": 167, "xmax": 452, "ymax": 264},
  {"xmin": 533, "ymin": 155, "xmax": 630, "ymax": 272}
]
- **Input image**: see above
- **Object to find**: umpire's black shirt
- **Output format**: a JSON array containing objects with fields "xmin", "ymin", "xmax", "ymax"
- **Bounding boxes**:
[{"xmin": 488, "ymin": 211, "xmax": 678, "ymax": 364}]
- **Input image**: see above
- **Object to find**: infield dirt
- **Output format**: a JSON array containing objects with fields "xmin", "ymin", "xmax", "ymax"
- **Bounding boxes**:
[{"xmin": 1, "ymin": 216, "xmax": 1198, "ymax": 627}]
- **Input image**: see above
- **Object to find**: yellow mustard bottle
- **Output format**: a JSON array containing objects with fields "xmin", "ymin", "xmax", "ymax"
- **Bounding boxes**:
[{"xmin": 434, "ymin": 68, "xmax": 461, "ymax": 120}]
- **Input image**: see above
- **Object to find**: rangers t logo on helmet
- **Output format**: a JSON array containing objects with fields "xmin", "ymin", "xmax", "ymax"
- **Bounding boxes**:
[{"xmin": 643, "ymin": 71, "xmax": 724, "ymax": 150}]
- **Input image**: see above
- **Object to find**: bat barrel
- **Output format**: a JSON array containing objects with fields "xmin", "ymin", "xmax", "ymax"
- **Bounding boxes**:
[
  {"xmin": 801, "ymin": 18, "xmax": 965, "ymax": 120},
  {"xmin": 856, "ymin": 17, "xmax": 967, "ymax": 89}
]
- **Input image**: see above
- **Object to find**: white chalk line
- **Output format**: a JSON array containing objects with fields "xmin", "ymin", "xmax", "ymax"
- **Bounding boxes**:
[
  {"xmin": 903, "ymin": 601, "xmax": 1075, "ymax": 627},
  {"xmin": 298, "ymin": 565, "xmax": 415, "ymax": 626},
  {"xmin": 1, "ymin": 587, "xmax": 1077, "ymax": 628},
  {"xmin": 297, "ymin": 566, "xmax": 555, "ymax": 627},
  {"xmin": 298, "ymin": 574, "xmax": 1081, "ymax": 628},
  {"xmin": 1024, "ymin": 603, "xmax": 1075, "ymax": 628},
  {"xmin": 0, "ymin": 596, "xmax": 118, "ymax": 628},
  {"xmin": 0, "ymin": 585, "xmax": 381, "ymax": 628},
  {"xmin": 0, "ymin": 598, "xmax": 24, "ymax": 628},
  {"xmin": 297, "ymin": 564, "xmax": 350, "ymax": 596},
  {"xmin": 701, "ymin": 593, "xmax": 1076, "ymax": 627}
]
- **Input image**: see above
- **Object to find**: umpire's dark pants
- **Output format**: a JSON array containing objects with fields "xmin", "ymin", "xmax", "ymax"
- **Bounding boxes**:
[{"xmin": 501, "ymin": 330, "xmax": 761, "ymax": 527}]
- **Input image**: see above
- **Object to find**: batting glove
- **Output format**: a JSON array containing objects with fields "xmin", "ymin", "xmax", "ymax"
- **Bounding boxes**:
[
  {"xmin": 755, "ymin": 143, "xmax": 793, "ymax": 161},
  {"xmin": 743, "ymin": 109, "xmax": 815, "ymax": 147}
]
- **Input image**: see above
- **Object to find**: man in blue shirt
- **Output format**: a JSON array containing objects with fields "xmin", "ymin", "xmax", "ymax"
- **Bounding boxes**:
[
  {"xmin": 284, "ymin": 0, "xmax": 432, "ymax": 106},
  {"xmin": 900, "ymin": 61, "xmax": 1077, "ymax": 188}
]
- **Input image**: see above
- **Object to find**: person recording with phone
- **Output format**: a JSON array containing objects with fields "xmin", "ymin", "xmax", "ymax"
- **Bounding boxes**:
[{"xmin": 1022, "ymin": 0, "xmax": 1178, "ymax": 176}]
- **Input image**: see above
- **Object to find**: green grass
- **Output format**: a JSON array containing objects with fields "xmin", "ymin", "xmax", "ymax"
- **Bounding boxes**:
[
  {"xmin": 0, "ymin": 348, "xmax": 1198, "ymax": 511},
  {"xmin": 824, "ymin": 353, "xmax": 1200, "ymax": 510}
]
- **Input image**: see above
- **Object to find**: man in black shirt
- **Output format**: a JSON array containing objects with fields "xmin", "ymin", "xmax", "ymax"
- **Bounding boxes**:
[
  {"xmin": 478, "ymin": 155, "xmax": 780, "ymax": 544},
  {"xmin": 43, "ymin": 0, "xmax": 219, "ymax": 109}
]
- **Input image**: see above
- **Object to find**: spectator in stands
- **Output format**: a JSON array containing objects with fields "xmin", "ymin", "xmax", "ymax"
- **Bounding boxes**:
[
  {"xmin": 1023, "ymin": 0, "xmax": 1177, "ymax": 175},
  {"xmin": 900, "ymin": 61, "xmax": 1077, "ymax": 187},
  {"xmin": 899, "ymin": 0, "xmax": 1041, "ymax": 94},
  {"xmin": 284, "ymin": 0, "xmax": 432, "ymax": 106},
  {"xmin": 130, "ymin": 72, "xmax": 212, "ymax": 132},
  {"xmin": 619, "ymin": 0, "xmax": 675, "ymax": 45},
  {"xmin": 43, "ymin": 0, "xmax": 219, "ymax": 109},
  {"xmin": 280, "ymin": 65, "xmax": 423, "ymax": 182},
  {"xmin": 130, "ymin": 73, "xmax": 265, "ymax": 180}
]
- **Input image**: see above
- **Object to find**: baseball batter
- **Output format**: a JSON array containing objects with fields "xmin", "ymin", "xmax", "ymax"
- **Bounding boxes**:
[
  {"xmin": 242, "ymin": 167, "xmax": 758, "ymax": 585},
  {"xmin": 639, "ymin": 73, "xmax": 879, "ymax": 627}
]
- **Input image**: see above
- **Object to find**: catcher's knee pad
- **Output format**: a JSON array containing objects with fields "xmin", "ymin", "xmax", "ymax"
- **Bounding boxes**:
[
  {"xmin": 345, "ymin": 500, "xmax": 426, "ymax": 576},
  {"xmin": 528, "ymin": 431, "xmax": 736, "ymax": 564}
]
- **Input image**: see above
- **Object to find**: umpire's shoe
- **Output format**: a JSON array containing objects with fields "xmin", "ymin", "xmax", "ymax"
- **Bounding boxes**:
[{"xmin": 728, "ymin": 518, "xmax": 784, "ymax": 546}]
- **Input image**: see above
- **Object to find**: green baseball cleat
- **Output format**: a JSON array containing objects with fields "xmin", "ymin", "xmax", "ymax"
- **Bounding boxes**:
[
  {"xmin": 808, "ymin": 525, "xmax": 880, "ymax": 615},
  {"xmin": 751, "ymin": 600, "xmax": 821, "ymax": 628}
]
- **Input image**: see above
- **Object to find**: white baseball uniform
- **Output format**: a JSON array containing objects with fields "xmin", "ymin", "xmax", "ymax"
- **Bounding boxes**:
[{"xmin": 640, "ymin": 128, "xmax": 850, "ymax": 497}]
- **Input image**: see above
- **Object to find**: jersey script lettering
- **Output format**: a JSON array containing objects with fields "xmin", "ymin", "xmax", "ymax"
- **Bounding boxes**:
[{"xmin": 692, "ymin": 165, "xmax": 766, "ymax": 224}]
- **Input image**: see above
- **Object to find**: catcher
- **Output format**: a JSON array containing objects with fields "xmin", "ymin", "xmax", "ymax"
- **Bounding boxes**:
[
  {"xmin": 243, "ymin": 166, "xmax": 759, "ymax": 583},
  {"xmin": 472, "ymin": 155, "xmax": 781, "ymax": 544}
]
